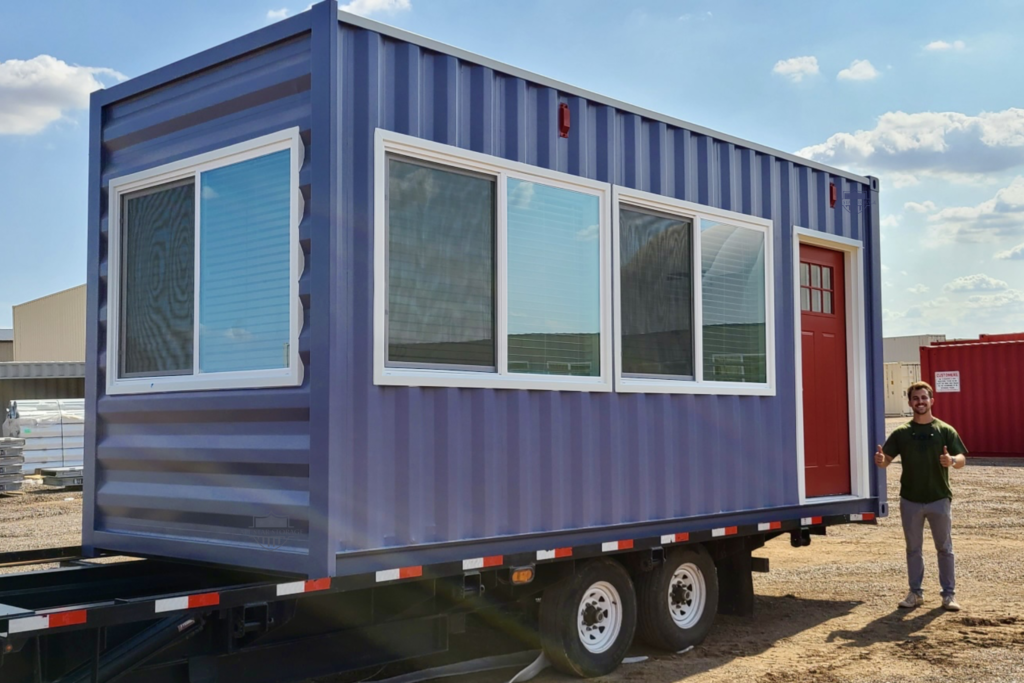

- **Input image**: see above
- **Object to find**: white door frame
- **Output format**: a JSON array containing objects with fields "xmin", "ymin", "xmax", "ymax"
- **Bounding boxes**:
[{"xmin": 793, "ymin": 227, "xmax": 870, "ymax": 504}]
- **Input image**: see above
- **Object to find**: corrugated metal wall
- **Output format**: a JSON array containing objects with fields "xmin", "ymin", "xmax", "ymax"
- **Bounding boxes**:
[
  {"xmin": 921, "ymin": 340, "xmax": 1024, "ymax": 457},
  {"xmin": 334, "ymin": 20, "xmax": 884, "ymax": 562},
  {"xmin": 0, "ymin": 342, "xmax": 12, "ymax": 363},
  {"xmin": 85, "ymin": 16, "xmax": 316, "ymax": 574},
  {"xmin": 13, "ymin": 285, "xmax": 86, "ymax": 362}
]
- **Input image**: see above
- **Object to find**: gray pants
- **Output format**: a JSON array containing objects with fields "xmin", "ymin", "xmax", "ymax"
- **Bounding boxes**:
[{"xmin": 900, "ymin": 497, "xmax": 955, "ymax": 598}]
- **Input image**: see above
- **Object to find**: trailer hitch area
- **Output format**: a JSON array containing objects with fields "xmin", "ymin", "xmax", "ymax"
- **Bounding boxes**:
[
  {"xmin": 790, "ymin": 526, "xmax": 826, "ymax": 547},
  {"xmin": 232, "ymin": 602, "xmax": 274, "ymax": 640}
]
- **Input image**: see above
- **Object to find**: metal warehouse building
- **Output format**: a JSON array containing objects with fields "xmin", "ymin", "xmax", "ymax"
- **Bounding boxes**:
[{"xmin": 83, "ymin": 2, "xmax": 885, "ymax": 580}]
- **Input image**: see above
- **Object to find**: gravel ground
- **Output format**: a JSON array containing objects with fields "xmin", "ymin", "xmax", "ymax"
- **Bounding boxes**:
[{"xmin": 3, "ymin": 422, "xmax": 1022, "ymax": 682}]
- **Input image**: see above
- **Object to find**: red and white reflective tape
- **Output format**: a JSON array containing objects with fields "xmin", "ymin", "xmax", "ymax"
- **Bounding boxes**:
[
  {"xmin": 601, "ymin": 540, "xmax": 634, "ymax": 552},
  {"xmin": 801, "ymin": 516, "xmax": 823, "ymax": 526},
  {"xmin": 661, "ymin": 532, "xmax": 689, "ymax": 544},
  {"xmin": 849, "ymin": 513, "xmax": 876, "ymax": 522},
  {"xmin": 8, "ymin": 609, "xmax": 87, "ymax": 634},
  {"xmin": 276, "ymin": 578, "xmax": 331, "ymax": 597},
  {"xmin": 375, "ymin": 566, "xmax": 423, "ymax": 583},
  {"xmin": 155, "ymin": 592, "xmax": 220, "ymax": 614},
  {"xmin": 758, "ymin": 521, "xmax": 782, "ymax": 531},
  {"xmin": 536, "ymin": 547, "xmax": 572, "ymax": 561},
  {"xmin": 711, "ymin": 526, "xmax": 738, "ymax": 538},
  {"xmin": 462, "ymin": 555, "xmax": 503, "ymax": 571}
]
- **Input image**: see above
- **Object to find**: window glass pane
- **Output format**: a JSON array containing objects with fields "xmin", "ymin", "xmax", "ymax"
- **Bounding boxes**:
[
  {"xmin": 700, "ymin": 220, "xmax": 766, "ymax": 383},
  {"xmin": 811, "ymin": 289, "xmax": 822, "ymax": 312},
  {"xmin": 387, "ymin": 158, "xmax": 495, "ymax": 367},
  {"xmin": 199, "ymin": 150, "xmax": 292, "ymax": 373},
  {"xmin": 507, "ymin": 179, "xmax": 600, "ymax": 376},
  {"xmin": 811, "ymin": 264, "xmax": 821, "ymax": 288},
  {"xmin": 120, "ymin": 180, "xmax": 195, "ymax": 377},
  {"xmin": 619, "ymin": 208, "xmax": 693, "ymax": 377},
  {"xmin": 823, "ymin": 292, "xmax": 833, "ymax": 314},
  {"xmin": 823, "ymin": 266, "xmax": 832, "ymax": 290},
  {"xmin": 800, "ymin": 287, "xmax": 810, "ymax": 311},
  {"xmin": 800, "ymin": 263, "xmax": 809, "ymax": 286}
]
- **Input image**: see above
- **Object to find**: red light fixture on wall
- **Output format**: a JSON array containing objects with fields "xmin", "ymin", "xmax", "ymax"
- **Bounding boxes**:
[
  {"xmin": 558, "ymin": 103, "xmax": 570, "ymax": 138},
  {"xmin": 829, "ymin": 182, "xmax": 837, "ymax": 208}
]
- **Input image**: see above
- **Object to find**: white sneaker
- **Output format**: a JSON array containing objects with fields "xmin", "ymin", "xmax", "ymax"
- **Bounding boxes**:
[
  {"xmin": 898, "ymin": 591, "xmax": 923, "ymax": 609},
  {"xmin": 942, "ymin": 595, "xmax": 961, "ymax": 611}
]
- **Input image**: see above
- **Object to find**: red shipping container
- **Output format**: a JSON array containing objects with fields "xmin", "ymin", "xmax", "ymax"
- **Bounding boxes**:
[{"xmin": 919, "ymin": 338, "xmax": 1024, "ymax": 458}]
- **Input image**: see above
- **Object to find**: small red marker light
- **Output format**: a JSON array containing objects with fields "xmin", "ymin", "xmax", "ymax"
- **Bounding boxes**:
[
  {"xmin": 558, "ymin": 103, "xmax": 570, "ymax": 138},
  {"xmin": 829, "ymin": 182, "xmax": 837, "ymax": 208}
]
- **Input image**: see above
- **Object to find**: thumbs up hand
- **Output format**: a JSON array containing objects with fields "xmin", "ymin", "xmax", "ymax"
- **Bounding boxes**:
[
  {"xmin": 874, "ymin": 444, "xmax": 886, "ymax": 467},
  {"xmin": 940, "ymin": 445, "xmax": 953, "ymax": 468}
]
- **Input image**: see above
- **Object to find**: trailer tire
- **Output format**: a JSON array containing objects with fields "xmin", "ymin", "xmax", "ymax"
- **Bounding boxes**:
[
  {"xmin": 539, "ymin": 558, "xmax": 637, "ymax": 678},
  {"xmin": 636, "ymin": 545, "xmax": 717, "ymax": 651}
]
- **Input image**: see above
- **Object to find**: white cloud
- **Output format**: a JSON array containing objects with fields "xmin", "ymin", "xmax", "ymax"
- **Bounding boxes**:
[
  {"xmin": 267, "ymin": 8, "xmax": 289, "ymax": 20},
  {"xmin": 943, "ymin": 273, "xmax": 1008, "ymax": 293},
  {"xmin": 995, "ymin": 242, "xmax": 1024, "ymax": 260},
  {"xmin": 884, "ymin": 290, "xmax": 1024, "ymax": 337},
  {"xmin": 772, "ymin": 56, "xmax": 819, "ymax": 83},
  {"xmin": 905, "ymin": 200, "xmax": 937, "ymax": 213},
  {"xmin": 0, "ymin": 55, "xmax": 125, "ymax": 135},
  {"xmin": 882, "ymin": 264, "xmax": 891, "ymax": 272},
  {"xmin": 926, "ymin": 176, "xmax": 1024, "ymax": 244},
  {"xmin": 881, "ymin": 214, "xmax": 900, "ymax": 228},
  {"xmin": 925, "ymin": 40, "xmax": 966, "ymax": 51},
  {"xmin": 678, "ymin": 11, "xmax": 712, "ymax": 21},
  {"xmin": 837, "ymin": 59, "xmax": 879, "ymax": 81},
  {"xmin": 795, "ymin": 107, "xmax": 1024, "ymax": 183},
  {"xmin": 575, "ymin": 224, "xmax": 599, "ymax": 241},
  {"xmin": 908, "ymin": 284, "xmax": 930, "ymax": 294},
  {"xmin": 340, "ymin": 0, "xmax": 410, "ymax": 15}
]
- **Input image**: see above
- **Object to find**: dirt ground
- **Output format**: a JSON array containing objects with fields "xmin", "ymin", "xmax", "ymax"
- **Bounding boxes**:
[{"xmin": 2, "ymin": 422, "xmax": 1023, "ymax": 682}]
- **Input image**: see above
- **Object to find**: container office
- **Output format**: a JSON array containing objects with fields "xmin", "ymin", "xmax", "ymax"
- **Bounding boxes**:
[
  {"xmin": 0, "ymin": 3, "xmax": 889, "ymax": 679},
  {"xmin": 84, "ymin": 2, "xmax": 885, "ymax": 579}
]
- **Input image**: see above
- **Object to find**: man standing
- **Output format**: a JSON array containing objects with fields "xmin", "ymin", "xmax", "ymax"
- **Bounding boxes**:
[{"xmin": 875, "ymin": 381, "xmax": 967, "ymax": 611}]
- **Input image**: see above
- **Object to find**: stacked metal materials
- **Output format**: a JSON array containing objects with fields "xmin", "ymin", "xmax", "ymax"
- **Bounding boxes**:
[
  {"xmin": 0, "ymin": 437, "xmax": 25, "ymax": 492},
  {"xmin": 2, "ymin": 399, "xmax": 84, "ymax": 474}
]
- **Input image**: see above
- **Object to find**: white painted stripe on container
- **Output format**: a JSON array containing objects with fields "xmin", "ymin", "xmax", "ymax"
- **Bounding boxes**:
[
  {"xmin": 537, "ymin": 550, "xmax": 555, "ymax": 561},
  {"xmin": 463, "ymin": 558, "xmax": 484, "ymax": 571},
  {"xmin": 376, "ymin": 569, "xmax": 400, "ymax": 582},
  {"xmin": 711, "ymin": 528, "xmax": 727, "ymax": 537},
  {"xmin": 601, "ymin": 541, "xmax": 618, "ymax": 552},
  {"xmin": 154, "ymin": 597, "xmax": 189, "ymax": 614},
  {"xmin": 276, "ymin": 581, "xmax": 306, "ymax": 597},
  {"xmin": 849, "ymin": 514, "xmax": 865, "ymax": 521},
  {"xmin": 8, "ymin": 615, "xmax": 49, "ymax": 634},
  {"xmin": 660, "ymin": 534, "xmax": 675, "ymax": 544},
  {"xmin": 757, "ymin": 523, "xmax": 770, "ymax": 531},
  {"xmin": 801, "ymin": 517, "xmax": 812, "ymax": 525}
]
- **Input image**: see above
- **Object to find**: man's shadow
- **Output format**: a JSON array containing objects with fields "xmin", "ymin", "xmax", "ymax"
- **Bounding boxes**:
[{"xmin": 827, "ymin": 606, "xmax": 947, "ymax": 647}]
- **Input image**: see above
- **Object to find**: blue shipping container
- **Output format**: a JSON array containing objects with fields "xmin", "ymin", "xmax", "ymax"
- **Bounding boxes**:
[{"xmin": 84, "ymin": 2, "xmax": 886, "ymax": 579}]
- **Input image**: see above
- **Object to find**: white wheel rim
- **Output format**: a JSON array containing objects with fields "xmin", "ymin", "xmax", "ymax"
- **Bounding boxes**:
[
  {"xmin": 576, "ymin": 580, "xmax": 623, "ymax": 654},
  {"xmin": 668, "ymin": 563, "xmax": 706, "ymax": 629}
]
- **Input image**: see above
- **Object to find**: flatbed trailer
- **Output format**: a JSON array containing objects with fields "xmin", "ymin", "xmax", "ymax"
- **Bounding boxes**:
[{"xmin": 0, "ymin": 514, "xmax": 877, "ymax": 682}]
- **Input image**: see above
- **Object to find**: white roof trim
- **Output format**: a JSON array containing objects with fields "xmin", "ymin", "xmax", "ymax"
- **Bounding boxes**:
[{"xmin": 336, "ymin": 9, "xmax": 872, "ymax": 186}]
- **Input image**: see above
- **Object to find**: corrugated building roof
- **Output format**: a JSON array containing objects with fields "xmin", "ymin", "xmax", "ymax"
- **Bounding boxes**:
[{"xmin": 0, "ymin": 362, "xmax": 86, "ymax": 379}]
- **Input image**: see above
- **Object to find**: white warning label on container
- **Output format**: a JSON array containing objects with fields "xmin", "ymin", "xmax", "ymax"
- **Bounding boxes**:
[{"xmin": 935, "ymin": 371, "xmax": 960, "ymax": 393}]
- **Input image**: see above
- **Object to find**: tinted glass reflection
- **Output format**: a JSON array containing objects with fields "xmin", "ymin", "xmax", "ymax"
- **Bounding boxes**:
[
  {"xmin": 387, "ymin": 158, "xmax": 495, "ymax": 367},
  {"xmin": 619, "ymin": 208, "xmax": 693, "ymax": 377},
  {"xmin": 507, "ymin": 179, "xmax": 600, "ymax": 376},
  {"xmin": 121, "ymin": 180, "xmax": 195, "ymax": 377}
]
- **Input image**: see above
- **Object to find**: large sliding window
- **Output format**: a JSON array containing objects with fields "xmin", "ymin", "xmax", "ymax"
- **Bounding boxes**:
[
  {"xmin": 375, "ymin": 131, "xmax": 611, "ymax": 392},
  {"xmin": 107, "ymin": 129, "xmax": 304, "ymax": 395},
  {"xmin": 613, "ymin": 187, "xmax": 774, "ymax": 396}
]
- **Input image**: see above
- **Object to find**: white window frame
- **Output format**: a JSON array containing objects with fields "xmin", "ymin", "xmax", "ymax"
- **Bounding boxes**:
[
  {"xmin": 793, "ymin": 227, "xmax": 869, "ymax": 503},
  {"xmin": 612, "ymin": 186, "xmax": 776, "ymax": 396},
  {"xmin": 374, "ymin": 129, "xmax": 613, "ymax": 392},
  {"xmin": 106, "ymin": 128, "xmax": 305, "ymax": 396}
]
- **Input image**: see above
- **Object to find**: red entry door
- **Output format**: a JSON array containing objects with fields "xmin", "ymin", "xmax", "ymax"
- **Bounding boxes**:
[{"xmin": 800, "ymin": 245, "xmax": 851, "ymax": 497}]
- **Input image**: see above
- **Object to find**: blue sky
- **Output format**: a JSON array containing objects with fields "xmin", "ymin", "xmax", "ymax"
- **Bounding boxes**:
[{"xmin": 1, "ymin": 0, "xmax": 1023, "ymax": 339}]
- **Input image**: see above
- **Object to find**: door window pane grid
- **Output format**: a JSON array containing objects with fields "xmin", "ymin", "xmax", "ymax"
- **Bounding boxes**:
[{"xmin": 799, "ymin": 263, "xmax": 834, "ymax": 315}]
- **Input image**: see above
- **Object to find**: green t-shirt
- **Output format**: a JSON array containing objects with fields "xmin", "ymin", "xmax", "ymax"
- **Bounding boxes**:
[{"xmin": 882, "ymin": 418, "xmax": 967, "ymax": 504}]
